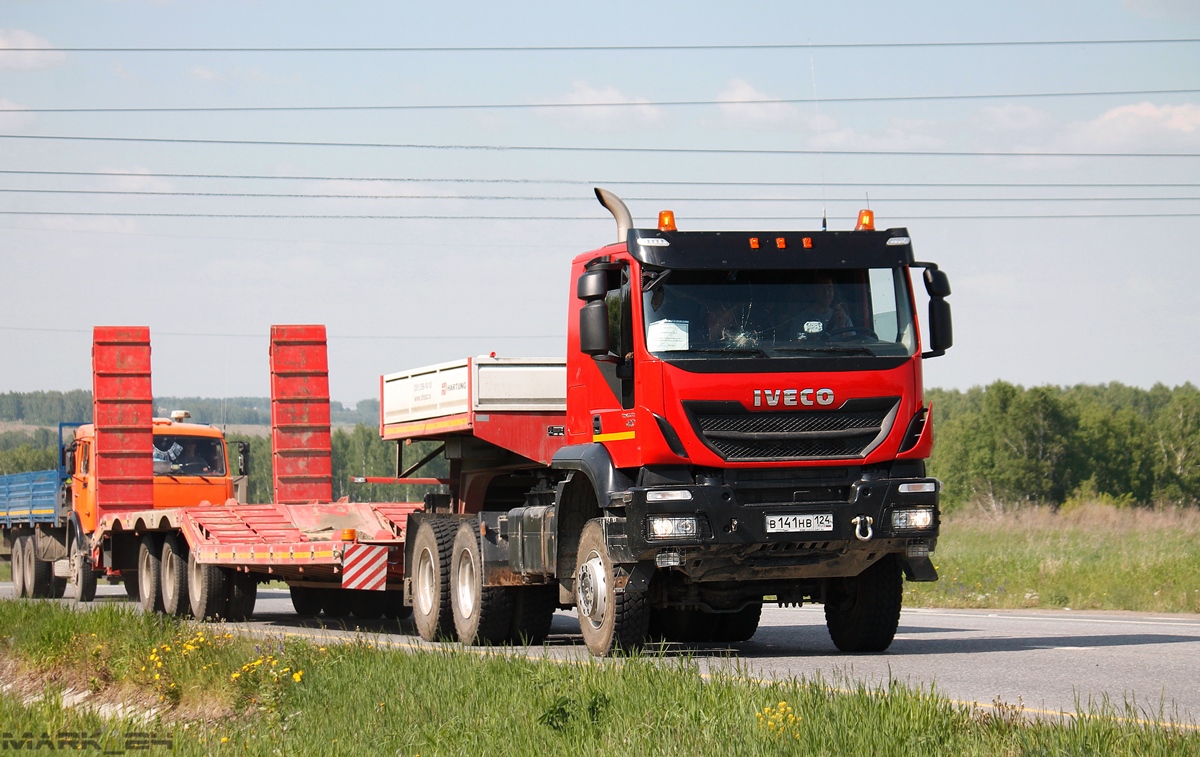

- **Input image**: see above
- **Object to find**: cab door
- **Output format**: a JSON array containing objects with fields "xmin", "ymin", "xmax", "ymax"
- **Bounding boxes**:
[{"xmin": 72, "ymin": 440, "xmax": 97, "ymax": 534}]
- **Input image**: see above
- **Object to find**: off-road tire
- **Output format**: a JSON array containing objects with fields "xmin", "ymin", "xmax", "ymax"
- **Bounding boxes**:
[
  {"xmin": 187, "ymin": 551, "xmax": 228, "ymax": 620},
  {"xmin": 70, "ymin": 529, "xmax": 97, "ymax": 603},
  {"xmin": 160, "ymin": 534, "xmax": 190, "ymax": 617},
  {"xmin": 289, "ymin": 585, "xmax": 323, "ymax": 617},
  {"xmin": 509, "ymin": 585, "xmax": 557, "ymax": 645},
  {"xmin": 350, "ymin": 590, "xmax": 385, "ymax": 620},
  {"xmin": 450, "ymin": 521, "xmax": 514, "ymax": 645},
  {"xmin": 714, "ymin": 602, "xmax": 763, "ymax": 643},
  {"xmin": 320, "ymin": 589, "xmax": 352, "ymax": 618},
  {"xmin": 25, "ymin": 536, "xmax": 53, "ymax": 599},
  {"xmin": 225, "ymin": 570, "xmax": 257, "ymax": 621},
  {"xmin": 575, "ymin": 519, "xmax": 650, "ymax": 656},
  {"xmin": 824, "ymin": 555, "xmax": 903, "ymax": 653},
  {"xmin": 382, "ymin": 590, "xmax": 412, "ymax": 620},
  {"xmin": 137, "ymin": 534, "xmax": 165, "ymax": 613},
  {"xmin": 411, "ymin": 518, "xmax": 456, "ymax": 642},
  {"xmin": 11, "ymin": 536, "xmax": 28, "ymax": 598}
]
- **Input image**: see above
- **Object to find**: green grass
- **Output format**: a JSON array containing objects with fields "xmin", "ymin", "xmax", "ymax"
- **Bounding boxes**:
[
  {"xmin": 1, "ymin": 600, "xmax": 1197, "ymax": 756},
  {"xmin": 909, "ymin": 503, "xmax": 1200, "ymax": 613}
]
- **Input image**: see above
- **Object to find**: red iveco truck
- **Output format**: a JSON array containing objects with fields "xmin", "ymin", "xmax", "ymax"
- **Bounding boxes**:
[{"xmin": 386, "ymin": 189, "xmax": 954, "ymax": 656}]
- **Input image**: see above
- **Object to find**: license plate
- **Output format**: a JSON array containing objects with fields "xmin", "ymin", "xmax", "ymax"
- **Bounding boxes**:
[{"xmin": 765, "ymin": 513, "xmax": 834, "ymax": 534}]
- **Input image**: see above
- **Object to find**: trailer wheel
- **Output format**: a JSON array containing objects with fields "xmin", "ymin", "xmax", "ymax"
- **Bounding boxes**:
[
  {"xmin": 348, "ymin": 590, "xmax": 385, "ymax": 620},
  {"xmin": 123, "ymin": 570, "xmax": 140, "ymax": 601},
  {"xmin": 226, "ymin": 570, "xmax": 257, "ymax": 621},
  {"xmin": 11, "ymin": 535, "xmax": 28, "ymax": 598},
  {"xmin": 187, "ymin": 551, "xmax": 227, "ymax": 620},
  {"xmin": 714, "ymin": 602, "xmax": 763, "ymax": 643},
  {"xmin": 575, "ymin": 519, "xmax": 650, "ymax": 656},
  {"xmin": 411, "ymin": 518, "xmax": 456, "ymax": 641},
  {"xmin": 289, "ymin": 586, "xmax": 322, "ymax": 618},
  {"xmin": 51, "ymin": 576, "xmax": 67, "ymax": 599},
  {"xmin": 137, "ymin": 534, "xmax": 165, "ymax": 613},
  {"xmin": 382, "ymin": 590, "xmax": 413, "ymax": 620},
  {"xmin": 824, "ymin": 555, "xmax": 903, "ymax": 653},
  {"xmin": 160, "ymin": 534, "xmax": 190, "ymax": 617},
  {"xmin": 320, "ymin": 589, "xmax": 352, "ymax": 618},
  {"xmin": 450, "ymin": 521, "xmax": 513, "ymax": 645},
  {"xmin": 509, "ymin": 585, "xmax": 557, "ymax": 645},
  {"xmin": 69, "ymin": 529, "xmax": 97, "ymax": 603}
]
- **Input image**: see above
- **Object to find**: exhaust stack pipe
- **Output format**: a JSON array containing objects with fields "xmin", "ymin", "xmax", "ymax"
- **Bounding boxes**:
[{"xmin": 594, "ymin": 187, "xmax": 633, "ymax": 242}]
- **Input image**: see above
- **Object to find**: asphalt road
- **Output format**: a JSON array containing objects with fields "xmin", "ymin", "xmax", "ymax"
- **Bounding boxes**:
[{"xmin": 7, "ymin": 582, "xmax": 1199, "ymax": 726}]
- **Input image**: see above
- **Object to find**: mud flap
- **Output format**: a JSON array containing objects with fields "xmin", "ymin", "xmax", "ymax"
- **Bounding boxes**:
[{"xmin": 899, "ymin": 555, "xmax": 938, "ymax": 582}]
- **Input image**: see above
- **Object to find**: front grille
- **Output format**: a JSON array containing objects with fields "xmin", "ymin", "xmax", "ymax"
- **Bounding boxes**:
[{"xmin": 685, "ymin": 398, "xmax": 900, "ymax": 461}]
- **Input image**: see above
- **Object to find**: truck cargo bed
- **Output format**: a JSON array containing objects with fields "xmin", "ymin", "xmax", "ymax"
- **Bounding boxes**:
[{"xmin": 0, "ymin": 470, "xmax": 61, "ymax": 527}]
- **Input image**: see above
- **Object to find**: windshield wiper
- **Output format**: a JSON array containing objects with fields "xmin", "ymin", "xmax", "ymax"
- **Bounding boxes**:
[
  {"xmin": 773, "ymin": 346, "xmax": 877, "ymax": 356},
  {"xmin": 685, "ymin": 347, "xmax": 771, "ymax": 358}
]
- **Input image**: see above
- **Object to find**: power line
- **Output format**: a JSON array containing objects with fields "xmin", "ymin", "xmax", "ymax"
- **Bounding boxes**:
[
  {"xmin": 2, "ymin": 39, "xmax": 1197, "ymax": 52},
  {"xmin": 2, "ymin": 169, "xmax": 1198, "ymax": 188},
  {"xmin": 3, "ymin": 170, "xmax": 1197, "ymax": 188},
  {"xmin": 0, "ymin": 325, "xmax": 560, "ymax": 340},
  {"xmin": 6, "ymin": 88, "xmax": 1198, "ymax": 114},
  {"xmin": 3, "ymin": 133, "xmax": 1197, "ymax": 158},
  {"xmin": 3, "ymin": 188, "xmax": 1197, "ymax": 202},
  {"xmin": 2, "ymin": 211, "xmax": 1197, "ymax": 220}
]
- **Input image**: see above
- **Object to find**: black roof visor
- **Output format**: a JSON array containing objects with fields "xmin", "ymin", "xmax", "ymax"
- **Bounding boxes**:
[{"xmin": 627, "ymin": 228, "xmax": 914, "ymax": 270}]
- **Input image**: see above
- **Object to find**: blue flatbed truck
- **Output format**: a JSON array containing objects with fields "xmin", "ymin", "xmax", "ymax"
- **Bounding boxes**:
[{"xmin": 1, "ymin": 424, "xmax": 81, "ymax": 598}]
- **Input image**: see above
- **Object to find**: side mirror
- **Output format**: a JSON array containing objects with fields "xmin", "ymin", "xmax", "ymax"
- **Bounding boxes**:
[
  {"xmin": 579, "ymin": 300, "xmax": 611, "ymax": 356},
  {"xmin": 577, "ymin": 270, "xmax": 608, "ymax": 301},
  {"xmin": 927, "ymin": 297, "xmax": 953, "ymax": 356},
  {"xmin": 236, "ymin": 441, "xmax": 250, "ymax": 476},
  {"xmin": 923, "ymin": 268, "xmax": 951, "ymax": 298}
]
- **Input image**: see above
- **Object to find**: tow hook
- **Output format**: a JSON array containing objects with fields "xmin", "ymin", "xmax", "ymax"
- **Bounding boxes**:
[{"xmin": 851, "ymin": 515, "xmax": 874, "ymax": 542}]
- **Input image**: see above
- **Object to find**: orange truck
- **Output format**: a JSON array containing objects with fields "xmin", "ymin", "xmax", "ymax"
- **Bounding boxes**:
[{"xmin": 1, "ymin": 327, "xmax": 247, "ymax": 601}]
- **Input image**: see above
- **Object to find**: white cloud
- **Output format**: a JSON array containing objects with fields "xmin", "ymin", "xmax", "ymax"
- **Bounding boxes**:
[
  {"xmin": 0, "ymin": 99, "xmax": 35, "ymax": 130},
  {"xmin": 189, "ymin": 66, "xmax": 224, "ymax": 82},
  {"xmin": 973, "ymin": 104, "xmax": 1058, "ymax": 133},
  {"xmin": 1123, "ymin": 0, "xmax": 1200, "ymax": 22},
  {"xmin": 1065, "ymin": 102, "xmax": 1200, "ymax": 150},
  {"xmin": 102, "ymin": 169, "xmax": 176, "ymax": 193},
  {"xmin": 716, "ymin": 79, "xmax": 805, "ymax": 128},
  {"xmin": 535, "ymin": 82, "xmax": 664, "ymax": 131},
  {"xmin": 0, "ymin": 29, "xmax": 67, "ymax": 71}
]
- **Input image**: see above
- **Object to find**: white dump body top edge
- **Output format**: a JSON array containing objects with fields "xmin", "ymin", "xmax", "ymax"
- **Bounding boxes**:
[{"xmin": 382, "ymin": 356, "xmax": 566, "ymax": 426}]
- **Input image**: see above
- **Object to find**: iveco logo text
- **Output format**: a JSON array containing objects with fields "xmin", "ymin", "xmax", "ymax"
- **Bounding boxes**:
[{"xmin": 753, "ymin": 388, "xmax": 835, "ymax": 407}]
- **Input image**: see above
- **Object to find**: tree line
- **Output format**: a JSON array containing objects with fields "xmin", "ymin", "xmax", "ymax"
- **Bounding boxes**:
[
  {"xmin": 0, "ymin": 390, "xmax": 378, "ymax": 427},
  {"xmin": 928, "ymin": 382, "xmax": 1200, "ymax": 510}
]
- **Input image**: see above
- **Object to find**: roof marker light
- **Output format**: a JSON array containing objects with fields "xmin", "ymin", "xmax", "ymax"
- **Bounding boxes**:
[
  {"xmin": 775, "ymin": 237, "xmax": 786, "ymax": 249},
  {"xmin": 855, "ymin": 209, "xmax": 875, "ymax": 231},
  {"xmin": 658, "ymin": 210, "xmax": 677, "ymax": 232},
  {"xmin": 802, "ymin": 237, "xmax": 813, "ymax": 249},
  {"xmin": 749, "ymin": 237, "xmax": 760, "ymax": 249}
]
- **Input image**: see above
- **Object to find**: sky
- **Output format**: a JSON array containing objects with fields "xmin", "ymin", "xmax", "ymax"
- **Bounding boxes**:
[{"xmin": 1, "ymin": 0, "xmax": 1198, "ymax": 406}]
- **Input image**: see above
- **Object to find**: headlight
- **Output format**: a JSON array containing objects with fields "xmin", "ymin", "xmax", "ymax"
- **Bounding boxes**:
[
  {"xmin": 891, "ymin": 508, "xmax": 934, "ymax": 530},
  {"xmin": 646, "ymin": 489, "xmax": 693, "ymax": 502},
  {"xmin": 647, "ymin": 515, "xmax": 699, "ymax": 540}
]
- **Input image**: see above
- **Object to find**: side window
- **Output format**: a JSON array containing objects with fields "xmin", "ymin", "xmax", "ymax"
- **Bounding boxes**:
[
  {"xmin": 78, "ymin": 442, "xmax": 90, "ymax": 475},
  {"xmin": 605, "ymin": 266, "xmax": 633, "ymax": 361}
]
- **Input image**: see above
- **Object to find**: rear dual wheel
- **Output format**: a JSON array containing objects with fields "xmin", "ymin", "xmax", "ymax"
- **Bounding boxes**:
[
  {"xmin": 137, "ymin": 534, "xmax": 165, "ymax": 613},
  {"xmin": 187, "ymin": 550, "xmax": 227, "ymax": 620},
  {"xmin": 160, "ymin": 534, "xmax": 190, "ymax": 617},
  {"xmin": 450, "ymin": 521, "xmax": 513, "ymax": 645},
  {"xmin": 412, "ymin": 519, "xmax": 457, "ymax": 641},
  {"xmin": 11, "ymin": 535, "xmax": 27, "ymax": 598}
]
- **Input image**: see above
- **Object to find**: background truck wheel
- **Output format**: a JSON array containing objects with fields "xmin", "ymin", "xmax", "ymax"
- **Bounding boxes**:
[
  {"xmin": 575, "ymin": 519, "xmax": 650, "ymax": 656},
  {"xmin": 187, "ymin": 551, "xmax": 227, "ymax": 620},
  {"xmin": 70, "ymin": 531, "xmax": 97, "ymax": 603},
  {"xmin": 824, "ymin": 555, "xmax": 903, "ymax": 653},
  {"xmin": 226, "ymin": 570, "xmax": 257, "ymax": 621},
  {"xmin": 137, "ymin": 534, "xmax": 165, "ymax": 613},
  {"xmin": 50, "ymin": 575, "xmax": 67, "ymax": 599},
  {"xmin": 160, "ymin": 534, "xmax": 190, "ymax": 617},
  {"xmin": 382, "ymin": 590, "xmax": 412, "ymax": 620},
  {"xmin": 320, "ymin": 589, "xmax": 352, "ymax": 618},
  {"xmin": 27, "ymin": 536, "xmax": 54, "ymax": 599},
  {"xmin": 123, "ymin": 571, "xmax": 140, "ymax": 601},
  {"xmin": 289, "ymin": 585, "xmax": 322, "ymax": 617},
  {"xmin": 11, "ymin": 536, "xmax": 28, "ymax": 598},
  {"xmin": 509, "ymin": 585, "xmax": 557, "ymax": 645},
  {"xmin": 713, "ymin": 602, "xmax": 763, "ymax": 643},
  {"xmin": 649, "ymin": 608, "xmax": 714, "ymax": 643},
  {"xmin": 350, "ymin": 590, "xmax": 385, "ymax": 620},
  {"xmin": 450, "ymin": 521, "xmax": 513, "ymax": 645},
  {"xmin": 411, "ymin": 518, "xmax": 456, "ymax": 641}
]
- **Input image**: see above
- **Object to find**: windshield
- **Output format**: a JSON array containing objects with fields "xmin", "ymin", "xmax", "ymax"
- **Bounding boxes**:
[
  {"xmin": 642, "ymin": 268, "xmax": 916, "ymax": 360},
  {"xmin": 153, "ymin": 435, "xmax": 226, "ymax": 476}
]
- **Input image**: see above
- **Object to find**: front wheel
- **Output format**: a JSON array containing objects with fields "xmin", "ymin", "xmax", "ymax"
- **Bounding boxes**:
[
  {"xmin": 824, "ymin": 556, "xmax": 903, "ymax": 653},
  {"xmin": 575, "ymin": 519, "xmax": 650, "ymax": 657},
  {"xmin": 70, "ymin": 529, "xmax": 97, "ymax": 603},
  {"xmin": 11, "ymin": 535, "xmax": 28, "ymax": 598}
]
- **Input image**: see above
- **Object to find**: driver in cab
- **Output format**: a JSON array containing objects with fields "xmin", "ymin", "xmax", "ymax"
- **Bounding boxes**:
[{"xmin": 793, "ymin": 274, "xmax": 852, "ymax": 338}]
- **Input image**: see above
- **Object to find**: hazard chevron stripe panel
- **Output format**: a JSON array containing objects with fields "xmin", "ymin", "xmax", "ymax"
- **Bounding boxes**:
[{"xmin": 341, "ymin": 544, "xmax": 388, "ymax": 591}]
